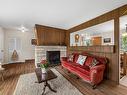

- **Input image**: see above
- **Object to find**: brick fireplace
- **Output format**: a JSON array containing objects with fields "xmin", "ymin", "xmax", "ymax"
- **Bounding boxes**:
[{"xmin": 35, "ymin": 46, "xmax": 66, "ymax": 67}]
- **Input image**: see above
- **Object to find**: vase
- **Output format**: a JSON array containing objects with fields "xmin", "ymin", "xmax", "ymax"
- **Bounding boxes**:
[{"xmin": 41, "ymin": 68, "xmax": 47, "ymax": 73}]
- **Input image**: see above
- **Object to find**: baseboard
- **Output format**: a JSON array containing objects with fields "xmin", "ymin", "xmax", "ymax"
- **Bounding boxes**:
[{"xmin": 25, "ymin": 59, "xmax": 35, "ymax": 63}]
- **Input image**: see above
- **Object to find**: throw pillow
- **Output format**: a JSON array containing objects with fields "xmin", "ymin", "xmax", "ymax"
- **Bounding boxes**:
[
  {"xmin": 89, "ymin": 58, "xmax": 99, "ymax": 67},
  {"xmin": 76, "ymin": 55, "xmax": 87, "ymax": 65},
  {"xmin": 67, "ymin": 54, "xmax": 74, "ymax": 62}
]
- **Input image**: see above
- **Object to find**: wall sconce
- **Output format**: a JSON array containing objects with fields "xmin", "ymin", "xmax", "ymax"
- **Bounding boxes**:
[{"xmin": 75, "ymin": 34, "xmax": 79, "ymax": 42}]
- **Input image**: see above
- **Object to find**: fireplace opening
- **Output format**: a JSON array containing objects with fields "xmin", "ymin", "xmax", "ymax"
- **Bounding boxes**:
[{"xmin": 46, "ymin": 51, "xmax": 60, "ymax": 65}]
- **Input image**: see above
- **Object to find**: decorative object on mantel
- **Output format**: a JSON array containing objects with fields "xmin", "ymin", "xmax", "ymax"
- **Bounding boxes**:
[
  {"xmin": 11, "ymin": 50, "xmax": 19, "ymax": 61},
  {"xmin": 40, "ymin": 59, "xmax": 49, "ymax": 73},
  {"xmin": 31, "ymin": 39, "xmax": 37, "ymax": 45},
  {"xmin": 75, "ymin": 34, "xmax": 80, "ymax": 46},
  {"xmin": 75, "ymin": 34, "xmax": 79, "ymax": 43},
  {"xmin": 75, "ymin": 43, "xmax": 78, "ymax": 46},
  {"xmin": 80, "ymin": 34, "xmax": 84, "ymax": 46}
]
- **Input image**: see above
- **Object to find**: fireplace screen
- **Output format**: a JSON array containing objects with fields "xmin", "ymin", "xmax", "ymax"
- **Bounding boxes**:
[{"xmin": 46, "ymin": 51, "xmax": 60, "ymax": 64}]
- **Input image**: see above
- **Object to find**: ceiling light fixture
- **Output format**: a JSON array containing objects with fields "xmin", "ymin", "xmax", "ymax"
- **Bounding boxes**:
[{"xmin": 18, "ymin": 25, "xmax": 29, "ymax": 32}]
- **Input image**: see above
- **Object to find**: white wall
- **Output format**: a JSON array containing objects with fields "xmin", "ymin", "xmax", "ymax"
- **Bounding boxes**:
[
  {"xmin": 4, "ymin": 28, "xmax": 35, "ymax": 63},
  {"xmin": 0, "ymin": 27, "xmax": 4, "ymax": 63}
]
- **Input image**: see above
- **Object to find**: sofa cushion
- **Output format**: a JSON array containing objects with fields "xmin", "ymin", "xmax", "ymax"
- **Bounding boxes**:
[
  {"xmin": 95, "ymin": 57, "xmax": 107, "ymax": 64},
  {"xmin": 89, "ymin": 58, "xmax": 99, "ymax": 67},
  {"xmin": 73, "ymin": 53, "xmax": 79, "ymax": 63},
  {"xmin": 76, "ymin": 55, "xmax": 87, "ymax": 65},
  {"xmin": 81, "ymin": 52, "xmax": 91, "ymax": 56},
  {"xmin": 67, "ymin": 54, "xmax": 74, "ymax": 62},
  {"xmin": 62, "ymin": 61, "xmax": 79, "ymax": 68},
  {"xmin": 75, "ymin": 65, "xmax": 90, "ymax": 76},
  {"xmin": 85, "ymin": 56, "xmax": 94, "ymax": 67}
]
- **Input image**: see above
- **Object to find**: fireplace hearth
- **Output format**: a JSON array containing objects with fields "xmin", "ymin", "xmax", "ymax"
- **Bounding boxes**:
[{"xmin": 46, "ymin": 51, "xmax": 60, "ymax": 66}]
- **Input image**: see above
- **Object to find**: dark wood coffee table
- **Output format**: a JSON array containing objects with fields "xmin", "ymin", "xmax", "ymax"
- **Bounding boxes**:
[{"xmin": 35, "ymin": 68, "xmax": 57, "ymax": 95}]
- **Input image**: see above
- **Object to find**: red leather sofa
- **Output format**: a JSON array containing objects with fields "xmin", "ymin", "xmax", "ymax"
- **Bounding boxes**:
[{"xmin": 61, "ymin": 52, "xmax": 107, "ymax": 88}]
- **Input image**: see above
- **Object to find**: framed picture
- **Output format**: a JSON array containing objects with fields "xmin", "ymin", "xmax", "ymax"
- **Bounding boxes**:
[{"xmin": 103, "ymin": 38, "xmax": 111, "ymax": 43}]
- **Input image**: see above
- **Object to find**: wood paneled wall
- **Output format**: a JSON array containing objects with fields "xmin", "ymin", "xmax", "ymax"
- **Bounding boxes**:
[
  {"xmin": 35, "ymin": 24, "xmax": 67, "ymax": 46},
  {"xmin": 68, "ymin": 46, "xmax": 115, "ymax": 80},
  {"xmin": 66, "ymin": 4, "xmax": 127, "ymax": 84},
  {"xmin": 69, "ymin": 46, "xmax": 115, "ymax": 54}
]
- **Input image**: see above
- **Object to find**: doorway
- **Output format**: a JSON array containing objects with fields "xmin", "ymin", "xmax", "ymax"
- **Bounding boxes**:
[
  {"xmin": 8, "ymin": 37, "xmax": 21, "ymax": 63},
  {"xmin": 119, "ymin": 15, "xmax": 127, "ymax": 87}
]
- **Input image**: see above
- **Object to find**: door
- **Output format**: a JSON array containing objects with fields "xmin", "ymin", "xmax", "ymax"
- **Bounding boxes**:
[
  {"xmin": 92, "ymin": 36, "xmax": 102, "ymax": 46},
  {"xmin": 0, "ymin": 28, "xmax": 4, "ymax": 63},
  {"xmin": 8, "ymin": 37, "xmax": 21, "ymax": 63}
]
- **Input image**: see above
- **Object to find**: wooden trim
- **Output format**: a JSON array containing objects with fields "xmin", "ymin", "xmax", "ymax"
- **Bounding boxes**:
[
  {"xmin": 114, "ymin": 16, "xmax": 120, "ymax": 84},
  {"xmin": 34, "ymin": 27, "xmax": 39, "ymax": 45},
  {"xmin": 68, "ymin": 4, "xmax": 127, "ymax": 33},
  {"xmin": 119, "ymin": 5, "xmax": 127, "ymax": 16},
  {"xmin": 35, "ymin": 24, "xmax": 66, "ymax": 31}
]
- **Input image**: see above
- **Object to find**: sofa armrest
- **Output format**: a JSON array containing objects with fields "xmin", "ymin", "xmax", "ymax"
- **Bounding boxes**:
[
  {"xmin": 90, "ymin": 64, "xmax": 105, "ymax": 72},
  {"xmin": 90, "ymin": 64, "xmax": 105, "ymax": 85},
  {"xmin": 61, "ymin": 57, "xmax": 68, "ymax": 61}
]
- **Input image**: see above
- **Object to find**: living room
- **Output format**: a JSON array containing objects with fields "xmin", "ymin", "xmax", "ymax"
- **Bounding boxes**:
[{"xmin": 0, "ymin": 0, "xmax": 127, "ymax": 95}]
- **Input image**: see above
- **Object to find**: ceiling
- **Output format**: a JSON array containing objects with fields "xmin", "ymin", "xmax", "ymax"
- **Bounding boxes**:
[{"xmin": 0, "ymin": 0, "xmax": 127, "ymax": 30}]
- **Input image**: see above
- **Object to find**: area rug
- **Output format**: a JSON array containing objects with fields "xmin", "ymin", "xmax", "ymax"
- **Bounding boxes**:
[
  {"xmin": 13, "ymin": 68, "xmax": 83, "ymax": 95},
  {"xmin": 120, "ymin": 76, "xmax": 127, "ymax": 87}
]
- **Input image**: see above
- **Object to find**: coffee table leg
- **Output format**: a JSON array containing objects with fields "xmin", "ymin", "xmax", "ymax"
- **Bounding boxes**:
[
  {"xmin": 42, "ymin": 81, "xmax": 57, "ymax": 95},
  {"xmin": 42, "ymin": 82, "xmax": 47, "ymax": 95},
  {"xmin": 46, "ymin": 81, "xmax": 57, "ymax": 93}
]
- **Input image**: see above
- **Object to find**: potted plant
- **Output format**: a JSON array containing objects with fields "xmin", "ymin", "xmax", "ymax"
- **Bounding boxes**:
[{"xmin": 40, "ymin": 60, "xmax": 49, "ymax": 73}]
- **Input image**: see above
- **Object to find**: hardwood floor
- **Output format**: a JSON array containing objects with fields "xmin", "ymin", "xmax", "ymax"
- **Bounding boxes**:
[
  {"xmin": 56, "ymin": 66, "xmax": 127, "ymax": 95},
  {"xmin": 1, "ymin": 62, "xmax": 127, "ymax": 95},
  {"xmin": 0, "ymin": 62, "xmax": 35, "ymax": 95}
]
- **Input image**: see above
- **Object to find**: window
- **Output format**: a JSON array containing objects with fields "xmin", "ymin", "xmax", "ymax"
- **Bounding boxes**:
[{"xmin": 9, "ymin": 38, "xmax": 21, "ymax": 51}]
